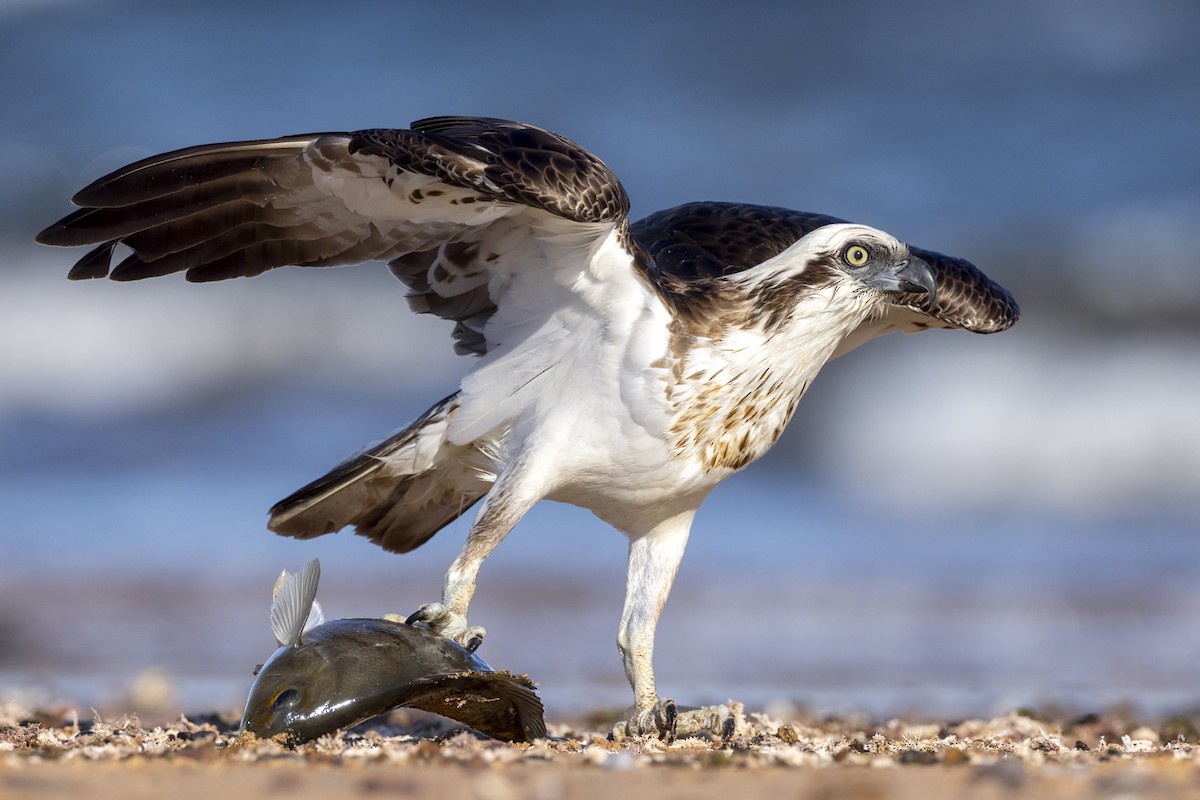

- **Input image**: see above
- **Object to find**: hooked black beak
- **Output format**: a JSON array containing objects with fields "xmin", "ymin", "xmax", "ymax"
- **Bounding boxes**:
[{"xmin": 866, "ymin": 256, "xmax": 937, "ymax": 306}]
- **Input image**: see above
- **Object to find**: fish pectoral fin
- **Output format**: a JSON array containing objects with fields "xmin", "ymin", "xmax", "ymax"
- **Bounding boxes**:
[
  {"xmin": 403, "ymin": 671, "xmax": 546, "ymax": 743},
  {"xmin": 269, "ymin": 559, "xmax": 322, "ymax": 648}
]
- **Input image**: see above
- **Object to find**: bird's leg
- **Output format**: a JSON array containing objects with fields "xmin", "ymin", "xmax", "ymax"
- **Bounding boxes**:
[
  {"xmin": 613, "ymin": 521, "xmax": 685, "ymax": 739},
  {"xmin": 406, "ymin": 464, "xmax": 538, "ymax": 652},
  {"xmin": 610, "ymin": 508, "xmax": 733, "ymax": 741}
]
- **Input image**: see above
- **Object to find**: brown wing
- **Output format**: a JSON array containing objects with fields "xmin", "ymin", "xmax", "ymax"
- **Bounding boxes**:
[
  {"xmin": 35, "ymin": 118, "xmax": 632, "ymax": 355},
  {"xmin": 630, "ymin": 201, "xmax": 1020, "ymax": 335}
]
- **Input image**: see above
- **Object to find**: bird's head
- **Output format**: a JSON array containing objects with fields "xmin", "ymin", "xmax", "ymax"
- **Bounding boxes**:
[
  {"xmin": 780, "ymin": 223, "xmax": 936, "ymax": 304},
  {"xmin": 717, "ymin": 223, "xmax": 938, "ymax": 343}
]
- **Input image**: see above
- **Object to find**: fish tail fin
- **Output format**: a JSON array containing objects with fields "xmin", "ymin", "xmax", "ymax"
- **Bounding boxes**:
[
  {"xmin": 270, "ymin": 558, "xmax": 321, "ymax": 647},
  {"xmin": 490, "ymin": 671, "xmax": 548, "ymax": 742},
  {"xmin": 410, "ymin": 671, "xmax": 547, "ymax": 742},
  {"xmin": 267, "ymin": 392, "xmax": 492, "ymax": 554}
]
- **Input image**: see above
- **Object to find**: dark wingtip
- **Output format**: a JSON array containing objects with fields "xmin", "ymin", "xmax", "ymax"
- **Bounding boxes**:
[
  {"xmin": 36, "ymin": 213, "xmax": 88, "ymax": 247},
  {"xmin": 34, "ymin": 224, "xmax": 60, "ymax": 247},
  {"xmin": 66, "ymin": 241, "xmax": 117, "ymax": 280},
  {"xmin": 36, "ymin": 207, "xmax": 109, "ymax": 248},
  {"xmin": 70, "ymin": 179, "xmax": 113, "ymax": 209}
]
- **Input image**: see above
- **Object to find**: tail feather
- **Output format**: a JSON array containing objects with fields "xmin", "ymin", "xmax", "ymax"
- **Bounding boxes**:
[{"xmin": 269, "ymin": 393, "xmax": 492, "ymax": 553}]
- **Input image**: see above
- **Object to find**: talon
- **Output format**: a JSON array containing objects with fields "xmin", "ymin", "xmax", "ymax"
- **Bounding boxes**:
[
  {"xmin": 461, "ymin": 624, "xmax": 487, "ymax": 652},
  {"xmin": 608, "ymin": 719, "xmax": 630, "ymax": 740},
  {"xmin": 720, "ymin": 713, "xmax": 736, "ymax": 740},
  {"xmin": 402, "ymin": 602, "xmax": 483, "ymax": 650},
  {"xmin": 404, "ymin": 601, "xmax": 447, "ymax": 627},
  {"xmin": 612, "ymin": 698, "xmax": 679, "ymax": 741},
  {"xmin": 660, "ymin": 698, "xmax": 678, "ymax": 743}
]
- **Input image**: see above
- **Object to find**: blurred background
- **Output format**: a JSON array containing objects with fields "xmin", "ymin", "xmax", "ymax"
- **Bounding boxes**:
[{"xmin": 1, "ymin": 0, "xmax": 1197, "ymax": 723}]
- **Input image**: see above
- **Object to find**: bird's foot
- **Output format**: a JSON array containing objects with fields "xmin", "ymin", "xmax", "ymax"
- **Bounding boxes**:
[
  {"xmin": 403, "ymin": 602, "xmax": 486, "ymax": 652},
  {"xmin": 611, "ymin": 698, "xmax": 677, "ymax": 742},
  {"xmin": 676, "ymin": 703, "xmax": 737, "ymax": 741},
  {"xmin": 609, "ymin": 701, "xmax": 736, "ymax": 743}
]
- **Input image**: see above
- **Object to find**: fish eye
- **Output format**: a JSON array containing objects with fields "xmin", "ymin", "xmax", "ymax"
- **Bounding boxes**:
[
  {"xmin": 273, "ymin": 689, "xmax": 301, "ymax": 712},
  {"xmin": 843, "ymin": 244, "xmax": 870, "ymax": 267}
]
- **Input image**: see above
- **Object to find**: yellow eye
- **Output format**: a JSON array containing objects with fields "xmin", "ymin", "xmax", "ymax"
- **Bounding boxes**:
[{"xmin": 843, "ymin": 244, "xmax": 869, "ymax": 267}]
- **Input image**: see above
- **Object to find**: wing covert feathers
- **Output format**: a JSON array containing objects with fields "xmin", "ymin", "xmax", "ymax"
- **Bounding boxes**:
[{"xmin": 360, "ymin": 116, "xmax": 629, "ymax": 224}]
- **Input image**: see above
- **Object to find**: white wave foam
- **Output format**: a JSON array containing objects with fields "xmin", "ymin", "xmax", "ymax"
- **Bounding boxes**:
[
  {"xmin": 1, "ymin": 248, "xmax": 462, "ymax": 417},
  {"xmin": 803, "ymin": 319, "xmax": 1200, "ymax": 512}
]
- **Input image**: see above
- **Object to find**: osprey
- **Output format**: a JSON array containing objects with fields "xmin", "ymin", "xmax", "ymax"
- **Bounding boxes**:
[{"xmin": 38, "ymin": 117, "xmax": 1018, "ymax": 740}]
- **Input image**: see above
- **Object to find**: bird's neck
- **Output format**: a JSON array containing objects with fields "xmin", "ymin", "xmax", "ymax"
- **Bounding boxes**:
[{"xmin": 666, "ymin": 282, "xmax": 875, "ymax": 473}]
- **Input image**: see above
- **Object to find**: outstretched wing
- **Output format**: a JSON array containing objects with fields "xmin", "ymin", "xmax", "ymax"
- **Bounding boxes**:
[
  {"xmin": 630, "ymin": 201, "xmax": 1019, "ymax": 356},
  {"xmin": 36, "ymin": 116, "xmax": 634, "ymax": 356}
]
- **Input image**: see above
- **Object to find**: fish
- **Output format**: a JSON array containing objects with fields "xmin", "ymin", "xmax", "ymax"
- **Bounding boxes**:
[{"xmin": 239, "ymin": 559, "xmax": 546, "ymax": 744}]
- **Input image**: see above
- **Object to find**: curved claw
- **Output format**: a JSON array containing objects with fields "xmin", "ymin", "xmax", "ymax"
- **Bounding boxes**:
[
  {"xmin": 403, "ymin": 607, "xmax": 434, "ymax": 627},
  {"xmin": 403, "ymin": 602, "xmax": 486, "ymax": 651},
  {"xmin": 404, "ymin": 601, "xmax": 448, "ymax": 627},
  {"xmin": 720, "ymin": 711, "xmax": 736, "ymax": 740}
]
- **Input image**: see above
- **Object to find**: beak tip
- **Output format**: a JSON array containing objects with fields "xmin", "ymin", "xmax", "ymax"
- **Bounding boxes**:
[
  {"xmin": 866, "ymin": 255, "xmax": 938, "ymax": 304},
  {"xmin": 903, "ymin": 256, "xmax": 937, "ymax": 306}
]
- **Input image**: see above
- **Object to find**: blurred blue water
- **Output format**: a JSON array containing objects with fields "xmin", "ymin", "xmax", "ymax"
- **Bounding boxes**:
[{"xmin": 2, "ymin": 0, "xmax": 1199, "ymax": 719}]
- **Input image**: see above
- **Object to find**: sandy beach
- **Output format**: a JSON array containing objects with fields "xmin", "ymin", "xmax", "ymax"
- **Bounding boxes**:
[{"xmin": 5, "ymin": 700, "xmax": 1200, "ymax": 799}]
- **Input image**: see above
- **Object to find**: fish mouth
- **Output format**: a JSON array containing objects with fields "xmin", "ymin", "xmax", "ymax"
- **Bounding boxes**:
[{"xmin": 238, "ymin": 712, "xmax": 310, "ymax": 746}]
